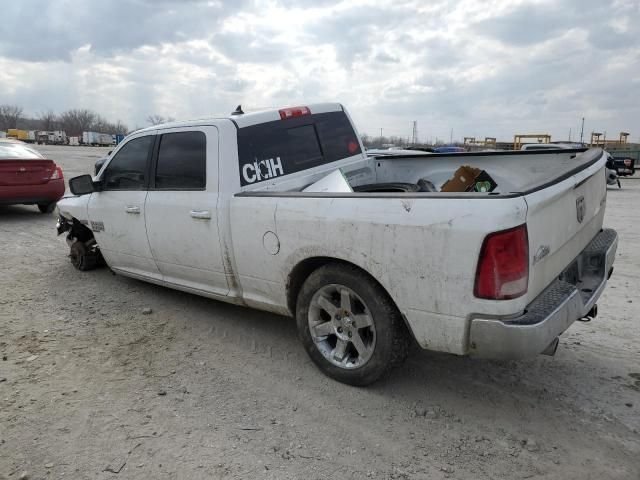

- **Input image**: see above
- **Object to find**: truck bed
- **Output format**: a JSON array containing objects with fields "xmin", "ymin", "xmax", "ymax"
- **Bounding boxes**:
[
  {"xmin": 242, "ymin": 148, "xmax": 601, "ymax": 196},
  {"xmin": 364, "ymin": 148, "xmax": 599, "ymax": 194}
]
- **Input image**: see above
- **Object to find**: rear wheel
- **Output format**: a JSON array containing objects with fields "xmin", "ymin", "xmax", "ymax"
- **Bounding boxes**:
[
  {"xmin": 37, "ymin": 202, "xmax": 56, "ymax": 214},
  {"xmin": 296, "ymin": 263, "xmax": 409, "ymax": 386}
]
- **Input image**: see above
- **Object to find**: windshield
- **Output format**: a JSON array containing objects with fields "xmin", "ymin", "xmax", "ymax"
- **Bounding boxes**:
[{"xmin": 0, "ymin": 142, "xmax": 44, "ymax": 159}]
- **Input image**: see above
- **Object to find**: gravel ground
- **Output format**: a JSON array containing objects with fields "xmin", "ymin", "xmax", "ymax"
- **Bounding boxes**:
[{"xmin": 1, "ymin": 145, "xmax": 639, "ymax": 480}]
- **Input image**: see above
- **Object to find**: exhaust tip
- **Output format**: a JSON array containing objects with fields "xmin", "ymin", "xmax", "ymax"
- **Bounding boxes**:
[{"xmin": 541, "ymin": 337, "xmax": 559, "ymax": 356}]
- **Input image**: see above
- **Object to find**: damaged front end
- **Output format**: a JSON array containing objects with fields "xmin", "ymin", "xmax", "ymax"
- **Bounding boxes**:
[{"xmin": 56, "ymin": 215, "xmax": 104, "ymax": 271}]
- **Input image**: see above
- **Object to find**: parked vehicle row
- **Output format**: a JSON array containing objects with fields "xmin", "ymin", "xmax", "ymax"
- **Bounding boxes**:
[
  {"xmin": 82, "ymin": 131, "xmax": 124, "ymax": 146},
  {"xmin": 37, "ymin": 130, "xmax": 68, "ymax": 145},
  {"xmin": 55, "ymin": 102, "xmax": 617, "ymax": 386},
  {"xmin": 3, "ymin": 129, "xmax": 125, "ymax": 146}
]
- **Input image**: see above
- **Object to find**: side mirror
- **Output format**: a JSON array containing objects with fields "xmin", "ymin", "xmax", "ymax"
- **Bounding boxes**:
[{"xmin": 69, "ymin": 174, "xmax": 97, "ymax": 196}]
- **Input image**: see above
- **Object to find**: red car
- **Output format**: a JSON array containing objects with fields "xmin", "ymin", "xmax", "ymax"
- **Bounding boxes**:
[{"xmin": 0, "ymin": 139, "xmax": 65, "ymax": 213}]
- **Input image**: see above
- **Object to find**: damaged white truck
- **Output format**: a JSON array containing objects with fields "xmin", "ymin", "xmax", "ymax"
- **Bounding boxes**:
[{"xmin": 56, "ymin": 103, "xmax": 618, "ymax": 385}]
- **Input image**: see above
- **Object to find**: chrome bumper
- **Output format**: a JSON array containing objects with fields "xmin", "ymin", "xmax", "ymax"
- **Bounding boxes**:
[{"xmin": 469, "ymin": 228, "xmax": 618, "ymax": 359}]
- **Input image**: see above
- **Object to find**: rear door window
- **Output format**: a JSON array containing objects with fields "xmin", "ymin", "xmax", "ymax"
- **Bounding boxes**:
[
  {"xmin": 154, "ymin": 131, "xmax": 206, "ymax": 189},
  {"xmin": 102, "ymin": 135, "xmax": 154, "ymax": 190},
  {"xmin": 237, "ymin": 110, "xmax": 361, "ymax": 186}
]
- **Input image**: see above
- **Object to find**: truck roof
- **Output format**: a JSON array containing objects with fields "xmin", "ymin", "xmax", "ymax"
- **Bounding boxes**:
[{"xmin": 133, "ymin": 103, "xmax": 345, "ymax": 134}]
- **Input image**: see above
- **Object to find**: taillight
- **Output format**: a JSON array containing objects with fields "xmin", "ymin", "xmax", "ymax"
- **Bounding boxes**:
[
  {"xmin": 474, "ymin": 224, "xmax": 529, "ymax": 300},
  {"xmin": 624, "ymin": 159, "xmax": 632, "ymax": 167},
  {"xmin": 279, "ymin": 106, "xmax": 310, "ymax": 120},
  {"xmin": 50, "ymin": 165, "xmax": 63, "ymax": 180}
]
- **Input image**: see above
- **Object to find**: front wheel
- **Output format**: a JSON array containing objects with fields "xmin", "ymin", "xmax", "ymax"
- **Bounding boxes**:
[
  {"xmin": 69, "ymin": 241, "xmax": 104, "ymax": 271},
  {"xmin": 296, "ymin": 263, "xmax": 409, "ymax": 386},
  {"xmin": 38, "ymin": 202, "xmax": 56, "ymax": 214}
]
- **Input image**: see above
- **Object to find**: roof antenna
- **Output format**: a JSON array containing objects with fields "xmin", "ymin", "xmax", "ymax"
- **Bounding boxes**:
[{"xmin": 231, "ymin": 105, "xmax": 244, "ymax": 116}]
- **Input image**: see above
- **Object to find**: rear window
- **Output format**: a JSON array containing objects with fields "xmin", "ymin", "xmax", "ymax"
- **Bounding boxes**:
[
  {"xmin": 0, "ymin": 143, "xmax": 44, "ymax": 159},
  {"xmin": 237, "ymin": 110, "xmax": 361, "ymax": 186}
]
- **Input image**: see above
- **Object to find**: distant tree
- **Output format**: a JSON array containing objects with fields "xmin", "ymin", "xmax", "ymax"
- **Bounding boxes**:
[
  {"xmin": 59, "ymin": 109, "xmax": 97, "ymax": 136},
  {"xmin": 146, "ymin": 114, "xmax": 174, "ymax": 126},
  {"xmin": 38, "ymin": 110, "xmax": 58, "ymax": 131},
  {"xmin": 0, "ymin": 105, "xmax": 23, "ymax": 130},
  {"xmin": 111, "ymin": 120, "xmax": 129, "ymax": 135},
  {"xmin": 91, "ymin": 116, "xmax": 129, "ymax": 134},
  {"xmin": 91, "ymin": 114, "xmax": 110, "ymax": 133}
]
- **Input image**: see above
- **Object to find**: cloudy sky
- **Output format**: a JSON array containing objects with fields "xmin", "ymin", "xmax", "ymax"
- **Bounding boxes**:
[{"xmin": 1, "ymin": 0, "xmax": 638, "ymax": 142}]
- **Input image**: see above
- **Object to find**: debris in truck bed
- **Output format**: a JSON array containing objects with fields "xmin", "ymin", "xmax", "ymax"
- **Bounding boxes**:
[
  {"xmin": 303, "ymin": 169, "xmax": 352, "ymax": 193},
  {"xmin": 441, "ymin": 165, "xmax": 497, "ymax": 193},
  {"xmin": 417, "ymin": 178, "xmax": 437, "ymax": 192}
]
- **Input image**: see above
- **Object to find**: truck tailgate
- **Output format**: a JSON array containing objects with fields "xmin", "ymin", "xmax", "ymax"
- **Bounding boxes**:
[{"xmin": 524, "ymin": 150, "xmax": 607, "ymax": 302}]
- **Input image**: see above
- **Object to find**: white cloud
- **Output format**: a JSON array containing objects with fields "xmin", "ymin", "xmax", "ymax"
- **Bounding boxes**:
[{"xmin": 0, "ymin": 0, "xmax": 638, "ymax": 141}]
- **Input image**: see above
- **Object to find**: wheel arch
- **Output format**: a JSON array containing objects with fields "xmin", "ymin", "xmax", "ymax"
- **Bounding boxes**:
[
  {"xmin": 66, "ymin": 216, "xmax": 96, "ymax": 243},
  {"xmin": 286, "ymin": 256, "xmax": 403, "ymax": 321},
  {"xmin": 289, "ymin": 256, "xmax": 415, "ymax": 384}
]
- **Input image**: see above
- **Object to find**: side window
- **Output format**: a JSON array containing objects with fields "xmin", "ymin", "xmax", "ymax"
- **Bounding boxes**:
[
  {"xmin": 155, "ymin": 131, "xmax": 206, "ymax": 189},
  {"xmin": 102, "ymin": 136, "xmax": 154, "ymax": 190}
]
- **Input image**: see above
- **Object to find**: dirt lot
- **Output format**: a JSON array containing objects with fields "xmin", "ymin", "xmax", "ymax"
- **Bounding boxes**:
[{"xmin": 1, "ymin": 145, "xmax": 639, "ymax": 479}]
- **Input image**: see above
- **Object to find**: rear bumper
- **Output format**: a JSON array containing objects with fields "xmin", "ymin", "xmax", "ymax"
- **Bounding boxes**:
[
  {"xmin": 468, "ymin": 228, "xmax": 618, "ymax": 359},
  {"xmin": 0, "ymin": 179, "xmax": 65, "ymax": 205}
]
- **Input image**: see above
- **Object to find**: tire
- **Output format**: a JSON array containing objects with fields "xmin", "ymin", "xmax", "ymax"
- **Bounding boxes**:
[
  {"xmin": 38, "ymin": 202, "xmax": 56, "ymax": 214},
  {"xmin": 70, "ymin": 242, "xmax": 88, "ymax": 271},
  {"xmin": 69, "ymin": 241, "xmax": 101, "ymax": 271},
  {"xmin": 295, "ymin": 263, "xmax": 409, "ymax": 386}
]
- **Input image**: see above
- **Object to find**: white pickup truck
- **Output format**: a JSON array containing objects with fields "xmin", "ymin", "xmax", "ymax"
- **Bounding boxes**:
[{"xmin": 56, "ymin": 103, "xmax": 618, "ymax": 385}]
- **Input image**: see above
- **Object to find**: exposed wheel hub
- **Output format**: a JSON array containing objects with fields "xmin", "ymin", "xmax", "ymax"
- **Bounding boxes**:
[{"xmin": 308, "ymin": 284, "xmax": 376, "ymax": 369}]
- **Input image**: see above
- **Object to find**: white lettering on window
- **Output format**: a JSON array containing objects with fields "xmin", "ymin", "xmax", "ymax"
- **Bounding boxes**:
[
  {"xmin": 253, "ymin": 161, "xmax": 262, "ymax": 181},
  {"xmin": 242, "ymin": 157, "xmax": 285, "ymax": 184},
  {"xmin": 242, "ymin": 163, "xmax": 256, "ymax": 183},
  {"xmin": 271, "ymin": 157, "xmax": 284, "ymax": 176}
]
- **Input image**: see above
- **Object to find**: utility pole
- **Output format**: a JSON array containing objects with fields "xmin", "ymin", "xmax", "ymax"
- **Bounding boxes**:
[
  {"xmin": 579, "ymin": 117, "xmax": 585, "ymax": 144},
  {"xmin": 569, "ymin": 128, "xmax": 572, "ymax": 142},
  {"xmin": 380, "ymin": 128, "xmax": 383, "ymax": 145},
  {"xmin": 450, "ymin": 128, "xmax": 453, "ymax": 144}
]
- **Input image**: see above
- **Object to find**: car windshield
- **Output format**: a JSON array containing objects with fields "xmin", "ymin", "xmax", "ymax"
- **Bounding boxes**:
[{"xmin": 0, "ymin": 142, "xmax": 44, "ymax": 159}]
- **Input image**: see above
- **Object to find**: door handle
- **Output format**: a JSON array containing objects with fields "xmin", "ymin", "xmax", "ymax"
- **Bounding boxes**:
[
  {"xmin": 125, "ymin": 206, "xmax": 141, "ymax": 214},
  {"xmin": 190, "ymin": 210, "xmax": 211, "ymax": 220}
]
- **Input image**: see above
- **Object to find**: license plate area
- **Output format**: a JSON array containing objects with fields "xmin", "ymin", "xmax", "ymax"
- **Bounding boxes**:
[{"xmin": 558, "ymin": 231, "xmax": 612, "ymax": 304}]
